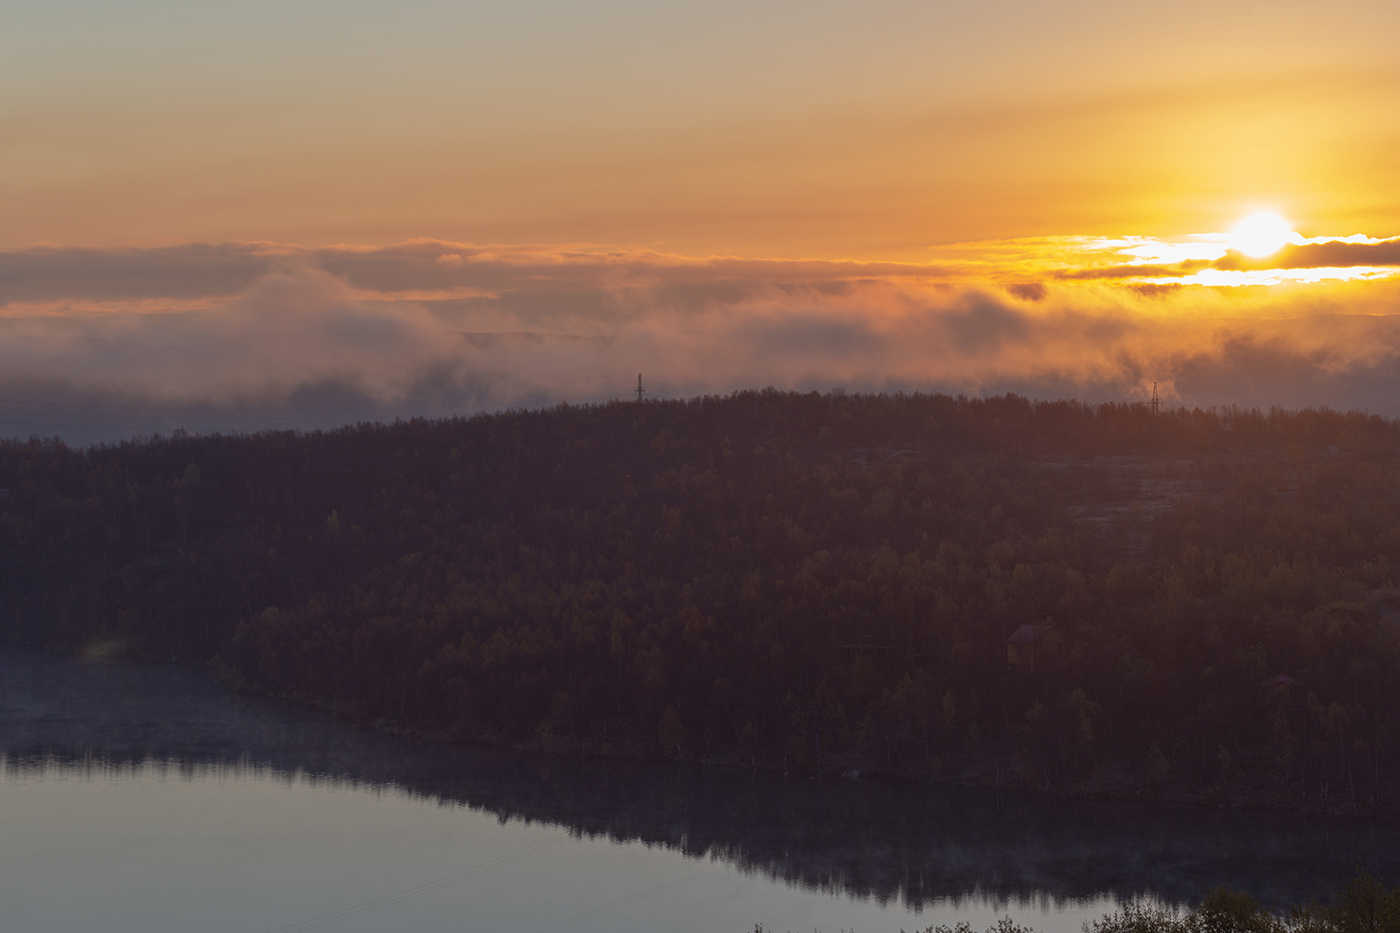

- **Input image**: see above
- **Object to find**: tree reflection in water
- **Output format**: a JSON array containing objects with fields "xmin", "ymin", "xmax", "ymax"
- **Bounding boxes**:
[{"xmin": 1, "ymin": 647, "xmax": 1395, "ymax": 913}]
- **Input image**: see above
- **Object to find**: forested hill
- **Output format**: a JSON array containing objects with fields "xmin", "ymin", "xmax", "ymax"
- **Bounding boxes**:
[{"xmin": 4, "ymin": 391, "xmax": 1400, "ymax": 814}]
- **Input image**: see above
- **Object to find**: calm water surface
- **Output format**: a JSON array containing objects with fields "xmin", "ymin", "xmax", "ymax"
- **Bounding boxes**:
[{"xmin": 1, "ymin": 649, "xmax": 1396, "ymax": 933}]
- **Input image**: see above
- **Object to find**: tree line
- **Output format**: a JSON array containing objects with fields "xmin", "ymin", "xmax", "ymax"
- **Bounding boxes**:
[
  {"xmin": 3, "ymin": 390, "xmax": 1399, "ymax": 813},
  {"xmin": 883, "ymin": 869, "xmax": 1400, "ymax": 933}
]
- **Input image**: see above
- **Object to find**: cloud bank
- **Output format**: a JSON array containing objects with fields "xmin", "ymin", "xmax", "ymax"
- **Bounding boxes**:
[{"xmin": 3, "ymin": 239, "xmax": 1400, "ymax": 445}]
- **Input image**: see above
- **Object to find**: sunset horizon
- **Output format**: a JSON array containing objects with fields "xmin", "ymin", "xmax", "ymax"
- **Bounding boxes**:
[
  {"xmin": 6, "ymin": 0, "xmax": 1400, "ymax": 440},
  {"xmin": 9, "ymin": 3, "xmax": 1400, "ymax": 928},
  {"xmin": 4, "ymin": 217, "xmax": 1400, "ymax": 443}
]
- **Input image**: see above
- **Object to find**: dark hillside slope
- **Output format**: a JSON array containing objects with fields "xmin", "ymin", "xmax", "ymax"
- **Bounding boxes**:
[{"xmin": 3, "ymin": 391, "xmax": 1400, "ymax": 813}]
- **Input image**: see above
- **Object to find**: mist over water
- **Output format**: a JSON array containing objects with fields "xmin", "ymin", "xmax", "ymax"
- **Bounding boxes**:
[{"xmin": 1, "ymin": 648, "xmax": 1397, "ymax": 932}]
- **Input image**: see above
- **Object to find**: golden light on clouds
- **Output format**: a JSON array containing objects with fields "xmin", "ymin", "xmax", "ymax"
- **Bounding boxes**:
[
  {"xmin": 4, "ymin": 0, "xmax": 1400, "ymax": 439},
  {"xmin": 928, "ymin": 225, "xmax": 1400, "ymax": 289},
  {"xmin": 3, "ymin": 225, "xmax": 1400, "ymax": 442}
]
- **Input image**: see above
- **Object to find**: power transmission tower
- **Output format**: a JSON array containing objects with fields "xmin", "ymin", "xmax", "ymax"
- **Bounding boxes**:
[
  {"xmin": 636, "ymin": 373, "xmax": 646, "ymax": 402},
  {"xmin": 1151, "ymin": 382, "xmax": 1160, "ymax": 416}
]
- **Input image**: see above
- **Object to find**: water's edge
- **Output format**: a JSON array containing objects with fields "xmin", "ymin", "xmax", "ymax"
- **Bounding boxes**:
[{"xmin": 1, "ymin": 645, "xmax": 1396, "ymax": 911}]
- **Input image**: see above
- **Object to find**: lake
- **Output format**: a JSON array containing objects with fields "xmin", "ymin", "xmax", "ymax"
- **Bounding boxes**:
[{"xmin": 0, "ymin": 648, "xmax": 1395, "ymax": 933}]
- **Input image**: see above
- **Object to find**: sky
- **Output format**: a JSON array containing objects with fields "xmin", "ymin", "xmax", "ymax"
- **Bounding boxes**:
[{"xmin": 4, "ymin": 0, "xmax": 1400, "ymax": 442}]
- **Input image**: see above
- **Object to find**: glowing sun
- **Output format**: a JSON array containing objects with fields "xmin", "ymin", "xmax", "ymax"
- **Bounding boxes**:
[{"xmin": 1228, "ymin": 211, "xmax": 1297, "ymax": 258}]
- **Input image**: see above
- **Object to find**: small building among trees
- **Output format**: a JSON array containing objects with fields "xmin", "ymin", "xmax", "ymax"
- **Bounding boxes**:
[{"xmin": 1006, "ymin": 624, "xmax": 1053, "ymax": 669}]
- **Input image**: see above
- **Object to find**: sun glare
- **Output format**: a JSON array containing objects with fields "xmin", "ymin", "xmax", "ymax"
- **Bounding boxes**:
[{"xmin": 1228, "ymin": 211, "xmax": 1296, "ymax": 258}]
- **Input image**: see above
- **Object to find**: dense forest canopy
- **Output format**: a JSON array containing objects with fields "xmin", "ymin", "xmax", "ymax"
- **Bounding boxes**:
[{"xmin": 4, "ymin": 390, "xmax": 1400, "ymax": 813}]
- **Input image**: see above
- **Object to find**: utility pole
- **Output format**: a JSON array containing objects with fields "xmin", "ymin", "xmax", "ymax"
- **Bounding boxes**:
[
  {"xmin": 636, "ymin": 373, "xmax": 646, "ymax": 402},
  {"xmin": 1151, "ymin": 382, "xmax": 1160, "ymax": 416}
]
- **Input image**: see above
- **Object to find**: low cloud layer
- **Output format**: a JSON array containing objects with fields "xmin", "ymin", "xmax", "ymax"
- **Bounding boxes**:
[
  {"xmin": 1058, "ymin": 236, "xmax": 1400, "ymax": 281},
  {"xmin": 3, "ymin": 239, "xmax": 1400, "ymax": 445}
]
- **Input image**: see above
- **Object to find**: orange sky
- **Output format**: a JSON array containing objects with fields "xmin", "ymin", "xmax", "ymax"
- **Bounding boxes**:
[
  {"xmin": 4, "ymin": 0, "xmax": 1400, "ymax": 440},
  {"xmin": 5, "ymin": 0, "xmax": 1399, "ymax": 259}
]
